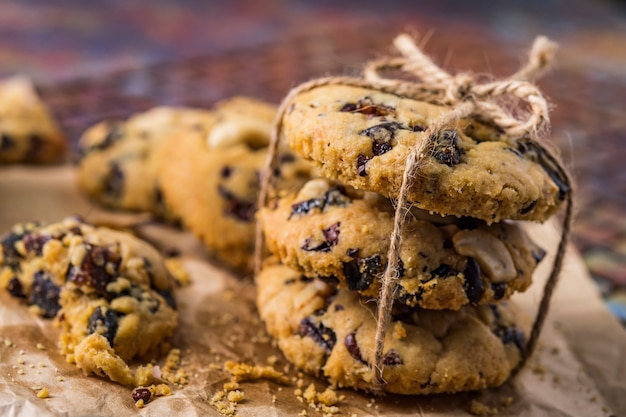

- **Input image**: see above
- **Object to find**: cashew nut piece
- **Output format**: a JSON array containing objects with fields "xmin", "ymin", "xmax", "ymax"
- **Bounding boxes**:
[
  {"xmin": 452, "ymin": 229, "xmax": 517, "ymax": 283},
  {"xmin": 207, "ymin": 115, "xmax": 271, "ymax": 149}
]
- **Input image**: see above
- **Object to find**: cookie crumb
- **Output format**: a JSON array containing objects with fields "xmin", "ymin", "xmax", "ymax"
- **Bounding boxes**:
[
  {"xmin": 56, "ymin": 376, "xmax": 64, "ymax": 382},
  {"xmin": 469, "ymin": 399, "xmax": 498, "ymax": 416},
  {"xmin": 36, "ymin": 343, "xmax": 45, "ymax": 350},
  {"xmin": 36, "ymin": 387, "xmax": 49, "ymax": 399},
  {"xmin": 17, "ymin": 369, "xmax": 25, "ymax": 375},
  {"xmin": 227, "ymin": 390, "xmax": 244, "ymax": 403},
  {"xmin": 224, "ymin": 361, "xmax": 289, "ymax": 385},
  {"xmin": 17, "ymin": 357, "xmax": 25, "ymax": 365}
]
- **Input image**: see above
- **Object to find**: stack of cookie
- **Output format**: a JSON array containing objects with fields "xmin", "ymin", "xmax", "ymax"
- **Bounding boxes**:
[
  {"xmin": 77, "ymin": 97, "xmax": 315, "ymax": 272},
  {"xmin": 256, "ymin": 85, "xmax": 568, "ymax": 394}
]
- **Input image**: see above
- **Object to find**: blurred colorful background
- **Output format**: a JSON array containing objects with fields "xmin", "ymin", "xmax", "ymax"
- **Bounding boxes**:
[{"xmin": 1, "ymin": 0, "xmax": 625, "ymax": 322}]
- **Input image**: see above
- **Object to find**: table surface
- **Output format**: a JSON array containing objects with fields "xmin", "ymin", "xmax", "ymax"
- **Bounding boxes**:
[{"xmin": 1, "ymin": 0, "xmax": 625, "ymax": 322}]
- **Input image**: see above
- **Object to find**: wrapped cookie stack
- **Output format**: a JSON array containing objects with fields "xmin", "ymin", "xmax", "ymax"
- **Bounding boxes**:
[{"xmin": 255, "ymin": 34, "xmax": 571, "ymax": 394}]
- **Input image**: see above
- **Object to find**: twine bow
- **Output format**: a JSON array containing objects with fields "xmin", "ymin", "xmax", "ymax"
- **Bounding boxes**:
[{"xmin": 254, "ymin": 33, "xmax": 572, "ymax": 394}]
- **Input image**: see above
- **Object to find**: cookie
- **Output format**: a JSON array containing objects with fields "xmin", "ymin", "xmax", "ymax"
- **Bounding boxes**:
[
  {"xmin": 77, "ymin": 106, "xmax": 216, "ymax": 218},
  {"xmin": 256, "ymin": 262, "xmax": 525, "ymax": 394},
  {"xmin": 283, "ymin": 85, "xmax": 569, "ymax": 223},
  {"xmin": 259, "ymin": 179, "xmax": 545, "ymax": 310},
  {"xmin": 0, "ymin": 216, "xmax": 178, "ymax": 385},
  {"xmin": 157, "ymin": 97, "xmax": 315, "ymax": 272},
  {"xmin": 0, "ymin": 76, "xmax": 67, "ymax": 164}
]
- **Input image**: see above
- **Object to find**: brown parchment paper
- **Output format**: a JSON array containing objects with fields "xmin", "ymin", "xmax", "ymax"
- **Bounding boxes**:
[{"xmin": 0, "ymin": 165, "xmax": 624, "ymax": 417}]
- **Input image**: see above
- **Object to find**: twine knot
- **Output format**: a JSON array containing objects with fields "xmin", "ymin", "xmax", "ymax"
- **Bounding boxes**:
[{"xmin": 364, "ymin": 33, "xmax": 558, "ymax": 140}]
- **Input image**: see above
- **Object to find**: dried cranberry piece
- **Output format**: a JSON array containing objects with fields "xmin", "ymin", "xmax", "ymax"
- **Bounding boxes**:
[
  {"xmin": 220, "ymin": 166, "xmax": 232, "ymax": 178},
  {"xmin": 22, "ymin": 234, "xmax": 51, "ymax": 256},
  {"xmin": 0, "ymin": 133, "xmax": 15, "ymax": 150},
  {"xmin": 290, "ymin": 198, "xmax": 324, "ymax": 218},
  {"xmin": 87, "ymin": 306, "xmax": 122, "ymax": 345},
  {"xmin": 431, "ymin": 130, "xmax": 464, "ymax": 166},
  {"xmin": 217, "ymin": 185, "xmax": 256, "ymax": 222},
  {"xmin": 342, "ymin": 254, "xmax": 382, "ymax": 291},
  {"xmin": 345, "ymin": 333, "xmax": 367, "ymax": 364},
  {"xmin": 357, "ymin": 154, "xmax": 369, "ymax": 176},
  {"xmin": 463, "ymin": 257, "xmax": 484, "ymax": 305},
  {"xmin": 495, "ymin": 325, "xmax": 526, "ymax": 351},
  {"xmin": 6, "ymin": 277, "xmax": 25, "ymax": 298},
  {"xmin": 104, "ymin": 162, "xmax": 125, "ymax": 198},
  {"xmin": 132, "ymin": 387, "xmax": 152, "ymax": 403},
  {"xmin": 360, "ymin": 122, "xmax": 402, "ymax": 157},
  {"xmin": 29, "ymin": 272, "xmax": 61, "ymax": 318},
  {"xmin": 158, "ymin": 289, "xmax": 176, "ymax": 310},
  {"xmin": 319, "ymin": 275, "xmax": 339, "ymax": 285},
  {"xmin": 334, "ymin": 304, "xmax": 345, "ymax": 311},
  {"xmin": 431, "ymin": 264, "xmax": 452, "ymax": 277},
  {"xmin": 491, "ymin": 282, "xmax": 506, "ymax": 301},
  {"xmin": 323, "ymin": 187, "xmax": 351, "ymax": 207},
  {"xmin": 532, "ymin": 248, "xmax": 547, "ymax": 264},
  {"xmin": 66, "ymin": 245, "xmax": 121, "ymax": 298},
  {"xmin": 299, "ymin": 317, "xmax": 336, "ymax": 352},
  {"xmin": 23, "ymin": 134, "xmax": 43, "ymax": 161},
  {"xmin": 382, "ymin": 349, "xmax": 403, "ymax": 365},
  {"xmin": 1, "ymin": 231, "xmax": 25, "ymax": 270},
  {"xmin": 520, "ymin": 199, "xmax": 538, "ymax": 215},
  {"xmin": 322, "ymin": 222, "xmax": 340, "ymax": 247}
]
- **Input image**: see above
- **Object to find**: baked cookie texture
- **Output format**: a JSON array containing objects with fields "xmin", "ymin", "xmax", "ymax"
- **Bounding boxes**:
[
  {"xmin": 259, "ymin": 179, "xmax": 545, "ymax": 310},
  {"xmin": 0, "ymin": 76, "xmax": 67, "ymax": 164},
  {"xmin": 284, "ymin": 85, "xmax": 569, "ymax": 223},
  {"xmin": 0, "ymin": 216, "xmax": 178, "ymax": 385},
  {"xmin": 256, "ymin": 262, "xmax": 525, "ymax": 395},
  {"xmin": 77, "ymin": 106, "xmax": 216, "ymax": 219},
  {"xmin": 157, "ymin": 97, "xmax": 316, "ymax": 272}
]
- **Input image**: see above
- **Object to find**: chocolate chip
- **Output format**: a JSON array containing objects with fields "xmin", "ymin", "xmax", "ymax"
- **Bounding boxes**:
[
  {"xmin": 346, "ymin": 248, "xmax": 359, "ymax": 258},
  {"xmin": 299, "ymin": 276, "xmax": 314, "ymax": 283},
  {"xmin": 463, "ymin": 257, "xmax": 484, "ymax": 305},
  {"xmin": 91, "ymin": 123, "xmax": 123, "ymax": 153},
  {"xmin": 532, "ymin": 248, "xmax": 547, "ymax": 264},
  {"xmin": 217, "ymin": 185, "xmax": 256, "ymax": 222},
  {"xmin": 345, "ymin": 332, "xmax": 367, "ymax": 364},
  {"xmin": 322, "ymin": 222, "xmax": 340, "ymax": 247},
  {"xmin": 6, "ymin": 277, "xmax": 25, "ymax": 298},
  {"xmin": 104, "ymin": 162, "xmax": 125, "ymax": 198},
  {"xmin": 382, "ymin": 349, "xmax": 403, "ymax": 365},
  {"xmin": 520, "ymin": 199, "xmax": 537, "ymax": 215},
  {"xmin": 220, "ymin": 166, "xmax": 232, "ymax": 178},
  {"xmin": 132, "ymin": 387, "xmax": 152, "ymax": 404},
  {"xmin": 284, "ymin": 278, "xmax": 296, "ymax": 285},
  {"xmin": 505, "ymin": 147, "xmax": 524, "ymax": 158},
  {"xmin": 88, "ymin": 306, "xmax": 121, "ymax": 345},
  {"xmin": 0, "ymin": 133, "xmax": 15, "ymax": 150},
  {"xmin": 29, "ymin": 272, "xmax": 61, "ymax": 318},
  {"xmin": 334, "ymin": 304, "xmax": 345, "ymax": 311},
  {"xmin": 491, "ymin": 282, "xmax": 506, "ymax": 301},
  {"xmin": 22, "ymin": 233, "xmax": 51, "ymax": 256},
  {"xmin": 66, "ymin": 245, "xmax": 121, "ymax": 298},
  {"xmin": 299, "ymin": 317, "xmax": 336, "ymax": 352},
  {"xmin": 411, "ymin": 125, "xmax": 427, "ymax": 132},
  {"xmin": 340, "ymin": 97, "xmax": 394, "ymax": 117},
  {"xmin": 357, "ymin": 154, "xmax": 369, "ymax": 176},
  {"xmin": 430, "ymin": 130, "xmax": 464, "ymax": 166}
]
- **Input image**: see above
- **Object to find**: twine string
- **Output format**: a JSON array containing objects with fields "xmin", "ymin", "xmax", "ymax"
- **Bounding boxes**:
[{"xmin": 253, "ymin": 33, "xmax": 572, "ymax": 393}]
